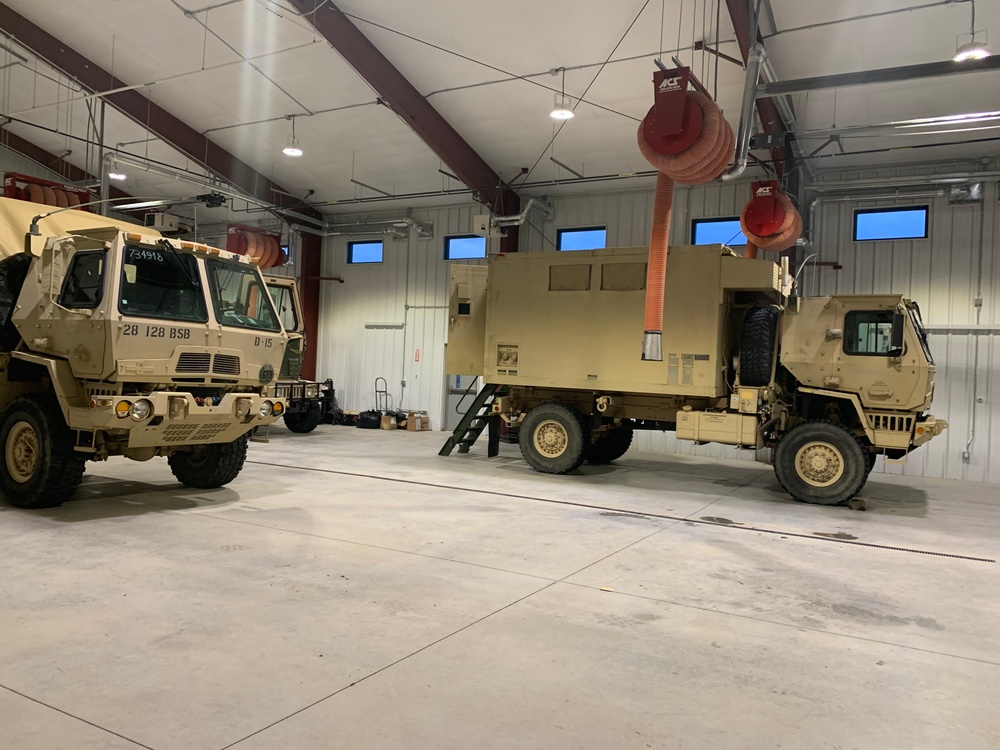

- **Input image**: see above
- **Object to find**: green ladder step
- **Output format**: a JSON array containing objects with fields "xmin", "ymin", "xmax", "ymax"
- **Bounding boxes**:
[{"xmin": 439, "ymin": 383, "xmax": 505, "ymax": 458}]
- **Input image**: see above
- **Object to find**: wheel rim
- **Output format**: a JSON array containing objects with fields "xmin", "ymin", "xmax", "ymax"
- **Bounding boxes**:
[
  {"xmin": 533, "ymin": 419, "xmax": 569, "ymax": 459},
  {"xmin": 6, "ymin": 421, "xmax": 40, "ymax": 484},
  {"xmin": 794, "ymin": 440, "xmax": 845, "ymax": 488}
]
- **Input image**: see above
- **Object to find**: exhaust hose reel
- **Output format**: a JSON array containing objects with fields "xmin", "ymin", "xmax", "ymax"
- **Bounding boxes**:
[
  {"xmin": 636, "ymin": 71, "xmax": 735, "ymax": 361},
  {"xmin": 740, "ymin": 180, "xmax": 802, "ymax": 258}
]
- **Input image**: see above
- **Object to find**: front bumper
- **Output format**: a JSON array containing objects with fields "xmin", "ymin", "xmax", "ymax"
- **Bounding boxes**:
[
  {"xmin": 913, "ymin": 414, "xmax": 948, "ymax": 447},
  {"xmin": 69, "ymin": 392, "xmax": 286, "ymax": 448}
]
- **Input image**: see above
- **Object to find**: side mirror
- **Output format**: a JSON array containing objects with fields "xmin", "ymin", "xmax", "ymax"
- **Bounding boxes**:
[{"xmin": 888, "ymin": 313, "xmax": 905, "ymax": 357}]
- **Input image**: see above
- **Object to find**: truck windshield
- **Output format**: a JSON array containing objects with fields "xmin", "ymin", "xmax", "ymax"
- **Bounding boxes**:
[
  {"xmin": 267, "ymin": 283, "xmax": 298, "ymax": 333},
  {"xmin": 119, "ymin": 245, "xmax": 208, "ymax": 322},
  {"xmin": 908, "ymin": 303, "xmax": 934, "ymax": 364},
  {"xmin": 207, "ymin": 259, "xmax": 281, "ymax": 332}
]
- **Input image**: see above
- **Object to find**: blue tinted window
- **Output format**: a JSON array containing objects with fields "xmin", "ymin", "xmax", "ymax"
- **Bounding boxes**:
[
  {"xmin": 558, "ymin": 227, "xmax": 606, "ymax": 251},
  {"xmin": 348, "ymin": 240, "xmax": 383, "ymax": 264},
  {"xmin": 445, "ymin": 235, "xmax": 487, "ymax": 260},
  {"xmin": 691, "ymin": 218, "xmax": 747, "ymax": 246},
  {"xmin": 854, "ymin": 207, "xmax": 928, "ymax": 241}
]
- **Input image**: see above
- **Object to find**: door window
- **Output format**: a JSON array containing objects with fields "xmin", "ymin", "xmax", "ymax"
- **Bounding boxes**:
[
  {"xmin": 59, "ymin": 252, "xmax": 105, "ymax": 309},
  {"xmin": 844, "ymin": 311, "xmax": 895, "ymax": 355}
]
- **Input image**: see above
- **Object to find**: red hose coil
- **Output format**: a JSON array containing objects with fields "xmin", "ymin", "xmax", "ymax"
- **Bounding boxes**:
[
  {"xmin": 740, "ymin": 191, "xmax": 802, "ymax": 253},
  {"xmin": 637, "ymin": 91, "xmax": 735, "ymax": 347}
]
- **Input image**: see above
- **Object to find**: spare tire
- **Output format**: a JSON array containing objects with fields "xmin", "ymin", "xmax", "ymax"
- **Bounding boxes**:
[
  {"xmin": 0, "ymin": 255, "xmax": 32, "ymax": 350},
  {"xmin": 740, "ymin": 306, "xmax": 780, "ymax": 387}
]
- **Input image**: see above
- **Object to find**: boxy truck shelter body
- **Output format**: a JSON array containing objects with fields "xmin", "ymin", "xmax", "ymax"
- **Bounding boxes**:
[
  {"xmin": 446, "ymin": 244, "xmax": 945, "ymax": 506},
  {"xmin": 0, "ymin": 196, "xmax": 288, "ymax": 509}
]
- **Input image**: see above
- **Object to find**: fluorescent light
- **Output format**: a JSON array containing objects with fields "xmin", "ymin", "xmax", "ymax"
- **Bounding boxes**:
[
  {"xmin": 550, "ymin": 107, "xmax": 575, "ymax": 120},
  {"xmin": 954, "ymin": 40, "xmax": 992, "ymax": 61},
  {"xmin": 282, "ymin": 135, "xmax": 303, "ymax": 157},
  {"xmin": 115, "ymin": 199, "xmax": 168, "ymax": 210},
  {"xmin": 108, "ymin": 171, "xmax": 126, "ymax": 181}
]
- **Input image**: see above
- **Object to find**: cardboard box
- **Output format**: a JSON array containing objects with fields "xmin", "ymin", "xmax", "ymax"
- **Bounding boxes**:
[
  {"xmin": 380, "ymin": 414, "xmax": 397, "ymax": 430},
  {"xmin": 406, "ymin": 411, "xmax": 430, "ymax": 431}
]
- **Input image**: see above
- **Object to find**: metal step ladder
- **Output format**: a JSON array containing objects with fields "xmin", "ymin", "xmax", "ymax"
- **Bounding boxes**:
[{"xmin": 439, "ymin": 382, "xmax": 505, "ymax": 457}]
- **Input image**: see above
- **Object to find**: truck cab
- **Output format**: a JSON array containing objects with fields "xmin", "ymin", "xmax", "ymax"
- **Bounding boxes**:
[{"xmin": 0, "ymin": 196, "xmax": 288, "ymax": 508}]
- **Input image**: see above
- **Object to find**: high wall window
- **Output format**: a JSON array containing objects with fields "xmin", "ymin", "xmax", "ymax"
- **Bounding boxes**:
[
  {"xmin": 444, "ymin": 235, "xmax": 487, "ymax": 260},
  {"xmin": 853, "ymin": 206, "xmax": 929, "ymax": 241},
  {"xmin": 557, "ymin": 226, "xmax": 607, "ymax": 251},
  {"xmin": 691, "ymin": 217, "xmax": 747, "ymax": 246},
  {"xmin": 347, "ymin": 240, "xmax": 383, "ymax": 264}
]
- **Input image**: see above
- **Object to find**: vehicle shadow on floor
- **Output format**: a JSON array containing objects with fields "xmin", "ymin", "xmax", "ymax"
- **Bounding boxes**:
[{"xmin": 0, "ymin": 474, "xmax": 241, "ymax": 522}]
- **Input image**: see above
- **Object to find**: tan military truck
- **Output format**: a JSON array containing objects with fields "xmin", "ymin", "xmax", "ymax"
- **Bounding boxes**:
[
  {"xmin": 445, "ymin": 244, "xmax": 946, "ymax": 506},
  {"xmin": 0, "ymin": 196, "xmax": 288, "ymax": 509},
  {"xmin": 265, "ymin": 275, "xmax": 337, "ymax": 433}
]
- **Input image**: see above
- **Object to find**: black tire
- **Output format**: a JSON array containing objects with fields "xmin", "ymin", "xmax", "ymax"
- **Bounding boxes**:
[
  {"xmin": 0, "ymin": 396, "xmax": 86, "ymax": 509},
  {"xmin": 740, "ymin": 306, "xmax": 780, "ymax": 387},
  {"xmin": 519, "ymin": 403, "xmax": 589, "ymax": 474},
  {"xmin": 774, "ymin": 420, "xmax": 869, "ymax": 506},
  {"xmin": 168, "ymin": 434, "xmax": 249, "ymax": 489},
  {"xmin": 587, "ymin": 428, "xmax": 634, "ymax": 464},
  {"xmin": 284, "ymin": 408, "xmax": 321, "ymax": 434}
]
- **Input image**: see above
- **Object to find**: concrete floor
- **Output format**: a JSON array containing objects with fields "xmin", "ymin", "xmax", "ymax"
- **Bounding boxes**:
[{"xmin": 1, "ymin": 425, "xmax": 997, "ymax": 750}]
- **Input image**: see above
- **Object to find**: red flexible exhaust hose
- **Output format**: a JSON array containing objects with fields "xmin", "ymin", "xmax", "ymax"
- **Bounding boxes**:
[{"xmin": 636, "ymin": 91, "xmax": 735, "ymax": 360}]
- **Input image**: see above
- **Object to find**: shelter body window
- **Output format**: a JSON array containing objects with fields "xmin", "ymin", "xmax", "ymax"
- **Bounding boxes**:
[
  {"xmin": 557, "ymin": 227, "xmax": 606, "ymax": 251},
  {"xmin": 59, "ymin": 251, "xmax": 105, "ymax": 309},
  {"xmin": 691, "ymin": 217, "xmax": 747, "ymax": 246},
  {"xmin": 445, "ymin": 235, "xmax": 486, "ymax": 260},
  {"xmin": 119, "ymin": 245, "xmax": 208, "ymax": 323},
  {"xmin": 348, "ymin": 240, "xmax": 383, "ymax": 264},
  {"xmin": 853, "ymin": 207, "xmax": 928, "ymax": 241}
]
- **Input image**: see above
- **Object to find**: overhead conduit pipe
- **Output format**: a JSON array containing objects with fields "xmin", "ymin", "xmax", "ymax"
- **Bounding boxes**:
[{"xmin": 636, "ymin": 68, "xmax": 735, "ymax": 360}]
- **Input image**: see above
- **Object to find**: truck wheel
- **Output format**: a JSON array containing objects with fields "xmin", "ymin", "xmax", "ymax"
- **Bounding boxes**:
[
  {"xmin": 168, "ymin": 434, "xmax": 249, "ymax": 489},
  {"xmin": 587, "ymin": 428, "xmax": 633, "ymax": 464},
  {"xmin": 519, "ymin": 403, "xmax": 588, "ymax": 474},
  {"xmin": 0, "ymin": 397, "xmax": 86, "ymax": 509},
  {"xmin": 774, "ymin": 420, "xmax": 869, "ymax": 506},
  {"xmin": 740, "ymin": 306, "xmax": 780, "ymax": 387},
  {"xmin": 284, "ymin": 408, "xmax": 321, "ymax": 434}
]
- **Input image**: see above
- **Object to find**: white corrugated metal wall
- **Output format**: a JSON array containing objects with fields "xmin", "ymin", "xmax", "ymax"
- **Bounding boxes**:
[{"xmin": 310, "ymin": 170, "xmax": 998, "ymax": 484}]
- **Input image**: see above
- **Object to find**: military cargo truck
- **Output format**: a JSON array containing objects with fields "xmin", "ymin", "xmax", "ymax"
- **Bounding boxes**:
[
  {"xmin": 0, "ymin": 196, "xmax": 288, "ymax": 508},
  {"xmin": 445, "ymin": 244, "xmax": 945, "ymax": 506},
  {"xmin": 265, "ymin": 275, "xmax": 337, "ymax": 433}
]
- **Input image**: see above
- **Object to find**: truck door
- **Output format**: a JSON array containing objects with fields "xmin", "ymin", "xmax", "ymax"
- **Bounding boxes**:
[
  {"xmin": 266, "ymin": 277, "xmax": 304, "ymax": 379},
  {"xmin": 446, "ymin": 265, "xmax": 487, "ymax": 375}
]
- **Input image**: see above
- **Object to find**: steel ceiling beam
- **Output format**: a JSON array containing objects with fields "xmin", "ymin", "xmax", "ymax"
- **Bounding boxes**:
[
  {"xmin": 286, "ymin": 0, "xmax": 520, "ymax": 250},
  {"xmin": 0, "ymin": 126, "xmax": 132, "ymax": 201},
  {"xmin": 723, "ymin": 0, "xmax": 795, "ymax": 180},
  {"xmin": 0, "ymin": 1, "xmax": 321, "ymax": 223},
  {"xmin": 758, "ymin": 56, "xmax": 1000, "ymax": 98}
]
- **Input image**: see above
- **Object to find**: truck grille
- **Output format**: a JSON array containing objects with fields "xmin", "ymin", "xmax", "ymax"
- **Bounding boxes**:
[
  {"xmin": 213, "ymin": 354, "xmax": 241, "ymax": 376},
  {"xmin": 176, "ymin": 352, "xmax": 211, "ymax": 373},
  {"xmin": 870, "ymin": 413, "xmax": 914, "ymax": 432}
]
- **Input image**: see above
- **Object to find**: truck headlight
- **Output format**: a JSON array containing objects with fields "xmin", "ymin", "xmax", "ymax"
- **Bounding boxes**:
[
  {"xmin": 130, "ymin": 399, "xmax": 153, "ymax": 421},
  {"xmin": 304, "ymin": 384, "xmax": 320, "ymax": 398},
  {"xmin": 259, "ymin": 401, "xmax": 273, "ymax": 418}
]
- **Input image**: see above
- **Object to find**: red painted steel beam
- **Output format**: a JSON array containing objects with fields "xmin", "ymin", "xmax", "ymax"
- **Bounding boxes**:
[
  {"xmin": 286, "ymin": 0, "xmax": 520, "ymax": 250},
  {"xmin": 297, "ymin": 231, "xmax": 322, "ymax": 381},
  {"xmin": 0, "ymin": 1, "xmax": 321, "ymax": 222},
  {"xmin": 723, "ymin": 0, "xmax": 794, "ymax": 179},
  {"xmin": 1, "ymin": 126, "xmax": 132, "ymax": 201}
]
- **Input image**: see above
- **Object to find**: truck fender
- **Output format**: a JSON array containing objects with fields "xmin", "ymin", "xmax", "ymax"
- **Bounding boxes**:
[
  {"xmin": 796, "ymin": 387, "xmax": 875, "ymax": 443},
  {"xmin": 10, "ymin": 351, "xmax": 86, "ymax": 423}
]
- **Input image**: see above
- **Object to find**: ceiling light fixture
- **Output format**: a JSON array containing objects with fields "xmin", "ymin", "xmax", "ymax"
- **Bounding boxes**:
[
  {"xmin": 954, "ymin": 0, "xmax": 991, "ymax": 61},
  {"xmin": 282, "ymin": 115, "xmax": 303, "ymax": 157},
  {"xmin": 108, "ymin": 171, "xmax": 126, "ymax": 181},
  {"xmin": 550, "ymin": 67, "xmax": 575, "ymax": 121}
]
